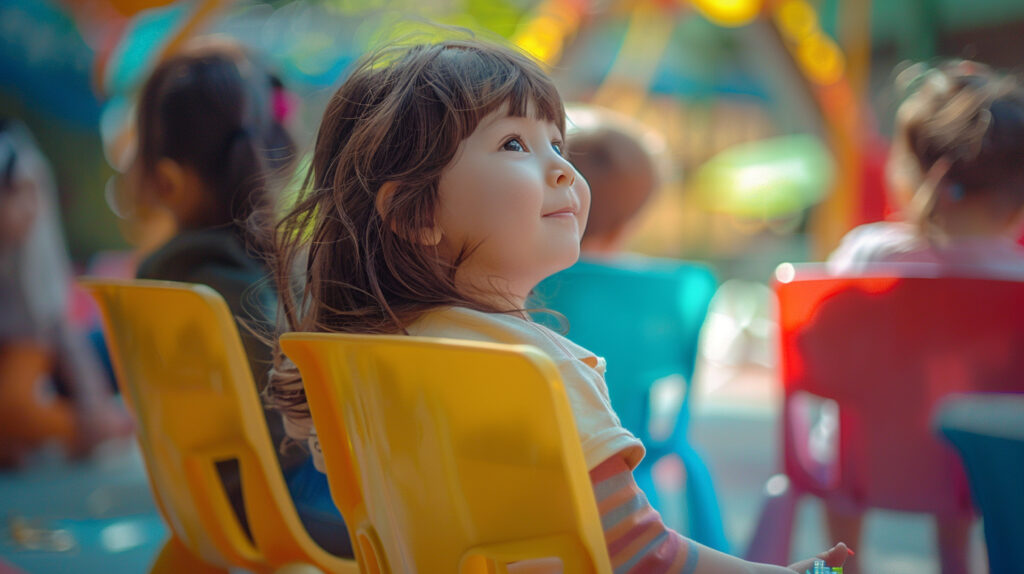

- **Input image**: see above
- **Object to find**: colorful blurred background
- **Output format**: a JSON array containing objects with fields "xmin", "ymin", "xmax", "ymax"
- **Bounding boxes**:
[
  {"xmin": 6, "ymin": 0, "xmax": 1024, "ymax": 269},
  {"xmin": 3, "ymin": 1, "xmax": 1024, "ymax": 572}
]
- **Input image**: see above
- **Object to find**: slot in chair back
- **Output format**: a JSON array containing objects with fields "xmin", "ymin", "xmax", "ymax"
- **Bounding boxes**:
[
  {"xmin": 83, "ymin": 279, "xmax": 356, "ymax": 574},
  {"xmin": 281, "ymin": 333, "xmax": 612, "ymax": 574},
  {"xmin": 747, "ymin": 264, "xmax": 1024, "ymax": 562}
]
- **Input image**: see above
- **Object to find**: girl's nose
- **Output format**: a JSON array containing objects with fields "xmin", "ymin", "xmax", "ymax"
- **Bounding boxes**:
[{"xmin": 550, "ymin": 164, "xmax": 576, "ymax": 188}]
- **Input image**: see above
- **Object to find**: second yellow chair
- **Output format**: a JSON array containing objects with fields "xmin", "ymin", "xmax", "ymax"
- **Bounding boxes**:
[
  {"xmin": 281, "ymin": 333, "xmax": 613, "ymax": 574},
  {"xmin": 84, "ymin": 279, "xmax": 357, "ymax": 574}
]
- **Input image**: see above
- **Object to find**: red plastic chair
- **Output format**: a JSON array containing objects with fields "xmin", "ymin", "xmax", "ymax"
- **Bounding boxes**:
[{"xmin": 745, "ymin": 263, "xmax": 1024, "ymax": 564}]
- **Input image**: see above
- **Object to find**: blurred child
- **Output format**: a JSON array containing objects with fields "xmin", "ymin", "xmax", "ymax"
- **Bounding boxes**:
[
  {"xmin": 267, "ymin": 38, "xmax": 850, "ymax": 573},
  {"xmin": 829, "ymin": 60, "xmax": 1024, "ymax": 278},
  {"xmin": 565, "ymin": 108, "xmax": 659, "ymax": 257},
  {"xmin": 128, "ymin": 38, "xmax": 350, "ymax": 556},
  {"xmin": 826, "ymin": 59, "xmax": 1024, "ymax": 573},
  {"xmin": 0, "ymin": 119, "xmax": 132, "ymax": 466}
]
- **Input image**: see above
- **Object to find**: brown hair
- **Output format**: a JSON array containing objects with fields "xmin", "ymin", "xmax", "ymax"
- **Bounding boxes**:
[
  {"xmin": 266, "ymin": 39, "xmax": 566, "ymax": 426},
  {"xmin": 135, "ymin": 38, "xmax": 295, "ymax": 248},
  {"xmin": 891, "ymin": 60, "xmax": 1024, "ymax": 233},
  {"xmin": 568, "ymin": 125, "xmax": 658, "ymax": 244}
]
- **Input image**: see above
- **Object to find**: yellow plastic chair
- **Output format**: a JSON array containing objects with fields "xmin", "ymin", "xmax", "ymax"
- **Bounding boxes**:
[
  {"xmin": 280, "ymin": 333, "xmax": 614, "ymax": 574},
  {"xmin": 82, "ymin": 279, "xmax": 358, "ymax": 574}
]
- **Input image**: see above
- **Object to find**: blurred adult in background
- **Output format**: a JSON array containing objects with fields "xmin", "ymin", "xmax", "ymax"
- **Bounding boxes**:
[
  {"xmin": 829, "ymin": 60, "xmax": 1024, "ymax": 280},
  {"xmin": 127, "ymin": 37, "xmax": 351, "ymax": 557},
  {"xmin": 0, "ymin": 119, "xmax": 133, "ymax": 467},
  {"xmin": 827, "ymin": 59, "xmax": 1024, "ymax": 574}
]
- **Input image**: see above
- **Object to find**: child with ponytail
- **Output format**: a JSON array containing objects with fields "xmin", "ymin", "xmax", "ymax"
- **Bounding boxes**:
[
  {"xmin": 830, "ymin": 60, "xmax": 1024, "ymax": 278},
  {"xmin": 128, "ymin": 37, "xmax": 350, "ymax": 557}
]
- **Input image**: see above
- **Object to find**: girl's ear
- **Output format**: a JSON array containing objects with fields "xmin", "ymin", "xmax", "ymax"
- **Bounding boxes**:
[
  {"xmin": 153, "ymin": 158, "xmax": 206, "ymax": 226},
  {"xmin": 154, "ymin": 158, "xmax": 185, "ymax": 200},
  {"xmin": 375, "ymin": 181, "xmax": 443, "ymax": 246}
]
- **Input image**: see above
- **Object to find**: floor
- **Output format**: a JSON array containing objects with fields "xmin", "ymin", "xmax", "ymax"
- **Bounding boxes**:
[{"xmin": 0, "ymin": 440, "xmax": 166, "ymax": 574}]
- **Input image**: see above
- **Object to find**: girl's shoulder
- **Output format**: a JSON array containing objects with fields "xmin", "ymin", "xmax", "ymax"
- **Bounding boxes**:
[
  {"xmin": 841, "ymin": 221, "xmax": 918, "ymax": 246},
  {"xmin": 828, "ymin": 221, "xmax": 924, "ymax": 273},
  {"xmin": 408, "ymin": 306, "xmax": 604, "ymax": 372}
]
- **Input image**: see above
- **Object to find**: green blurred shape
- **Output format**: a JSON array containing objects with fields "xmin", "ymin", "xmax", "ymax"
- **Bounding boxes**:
[
  {"xmin": 462, "ymin": 0, "xmax": 522, "ymax": 38},
  {"xmin": 693, "ymin": 134, "xmax": 834, "ymax": 219}
]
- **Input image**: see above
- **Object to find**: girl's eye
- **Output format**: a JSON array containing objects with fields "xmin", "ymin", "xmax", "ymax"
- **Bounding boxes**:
[
  {"xmin": 502, "ymin": 137, "xmax": 526, "ymax": 152},
  {"xmin": 552, "ymin": 141, "xmax": 563, "ymax": 156}
]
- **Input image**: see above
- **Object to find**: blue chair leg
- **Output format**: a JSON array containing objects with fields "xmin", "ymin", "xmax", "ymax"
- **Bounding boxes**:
[
  {"xmin": 942, "ymin": 431, "xmax": 1024, "ymax": 574},
  {"xmin": 678, "ymin": 446, "xmax": 730, "ymax": 553}
]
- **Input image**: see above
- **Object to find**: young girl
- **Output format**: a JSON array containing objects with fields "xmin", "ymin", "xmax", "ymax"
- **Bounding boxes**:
[
  {"xmin": 826, "ymin": 60, "xmax": 1024, "ymax": 574},
  {"xmin": 829, "ymin": 60, "xmax": 1024, "ymax": 277},
  {"xmin": 127, "ymin": 37, "xmax": 351, "ymax": 557},
  {"xmin": 267, "ymin": 39, "xmax": 850, "ymax": 572}
]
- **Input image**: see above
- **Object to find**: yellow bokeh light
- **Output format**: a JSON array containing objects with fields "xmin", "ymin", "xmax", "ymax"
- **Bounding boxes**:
[
  {"xmin": 797, "ymin": 34, "xmax": 845, "ymax": 86},
  {"xmin": 516, "ymin": 33, "xmax": 557, "ymax": 64},
  {"xmin": 775, "ymin": 0, "xmax": 817, "ymax": 42},
  {"xmin": 689, "ymin": 0, "xmax": 762, "ymax": 28}
]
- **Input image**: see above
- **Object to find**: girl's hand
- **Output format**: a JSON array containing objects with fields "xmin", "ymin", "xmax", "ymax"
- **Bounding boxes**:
[{"xmin": 787, "ymin": 543, "xmax": 852, "ymax": 573}]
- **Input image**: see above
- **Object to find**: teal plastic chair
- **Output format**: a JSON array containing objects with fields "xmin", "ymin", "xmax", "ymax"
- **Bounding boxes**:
[
  {"xmin": 533, "ymin": 256, "xmax": 728, "ymax": 551},
  {"xmin": 936, "ymin": 393, "xmax": 1024, "ymax": 574}
]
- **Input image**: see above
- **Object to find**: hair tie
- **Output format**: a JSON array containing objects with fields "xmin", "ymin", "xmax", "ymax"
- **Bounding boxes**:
[{"xmin": 272, "ymin": 86, "xmax": 296, "ymax": 124}]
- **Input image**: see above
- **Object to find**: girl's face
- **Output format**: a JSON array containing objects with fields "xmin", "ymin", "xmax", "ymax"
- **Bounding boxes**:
[{"xmin": 435, "ymin": 105, "xmax": 590, "ymax": 307}]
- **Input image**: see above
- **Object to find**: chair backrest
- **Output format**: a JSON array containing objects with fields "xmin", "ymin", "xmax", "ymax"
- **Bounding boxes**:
[
  {"xmin": 82, "ymin": 279, "xmax": 355, "ymax": 573},
  {"xmin": 774, "ymin": 264, "xmax": 1024, "ymax": 515},
  {"xmin": 533, "ymin": 258, "xmax": 717, "ymax": 452},
  {"xmin": 280, "ymin": 333, "xmax": 613, "ymax": 574}
]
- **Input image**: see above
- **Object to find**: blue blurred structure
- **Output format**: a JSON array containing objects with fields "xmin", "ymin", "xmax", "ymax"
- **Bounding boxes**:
[
  {"xmin": 534, "ymin": 256, "xmax": 729, "ymax": 552},
  {"xmin": 0, "ymin": 0, "xmax": 101, "ymax": 127},
  {"xmin": 0, "ymin": 446, "xmax": 167, "ymax": 573},
  {"xmin": 936, "ymin": 393, "xmax": 1024, "ymax": 574}
]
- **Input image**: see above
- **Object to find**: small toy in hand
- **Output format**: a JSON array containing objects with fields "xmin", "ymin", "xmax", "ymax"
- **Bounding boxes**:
[{"xmin": 807, "ymin": 559, "xmax": 844, "ymax": 574}]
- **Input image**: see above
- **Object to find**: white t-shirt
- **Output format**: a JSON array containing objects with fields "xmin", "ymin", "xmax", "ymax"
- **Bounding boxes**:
[
  {"xmin": 405, "ymin": 306, "xmax": 645, "ymax": 471},
  {"xmin": 827, "ymin": 221, "xmax": 1024, "ymax": 279}
]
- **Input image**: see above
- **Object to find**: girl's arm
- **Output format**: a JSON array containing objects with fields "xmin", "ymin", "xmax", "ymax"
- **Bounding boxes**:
[{"xmin": 591, "ymin": 455, "xmax": 851, "ymax": 574}]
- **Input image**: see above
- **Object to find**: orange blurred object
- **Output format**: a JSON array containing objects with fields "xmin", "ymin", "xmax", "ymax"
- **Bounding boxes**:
[
  {"xmin": 61, "ymin": 0, "xmax": 178, "ymax": 17},
  {"xmin": 0, "ymin": 343, "xmax": 75, "ymax": 466}
]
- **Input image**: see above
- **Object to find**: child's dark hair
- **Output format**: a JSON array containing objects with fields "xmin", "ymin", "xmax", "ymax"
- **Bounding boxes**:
[
  {"xmin": 135, "ymin": 38, "xmax": 295, "ymax": 246},
  {"xmin": 892, "ymin": 60, "xmax": 1024, "ymax": 231},
  {"xmin": 266, "ymin": 39, "xmax": 565, "ymax": 425}
]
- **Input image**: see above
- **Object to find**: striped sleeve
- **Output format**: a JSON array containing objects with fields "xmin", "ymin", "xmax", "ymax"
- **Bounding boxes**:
[{"xmin": 590, "ymin": 456, "xmax": 699, "ymax": 574}]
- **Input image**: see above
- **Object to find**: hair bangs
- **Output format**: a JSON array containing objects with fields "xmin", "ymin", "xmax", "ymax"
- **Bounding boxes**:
[{"xmin": 429, "ymin": 41, "xmax": 566, "ymax": 143}]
